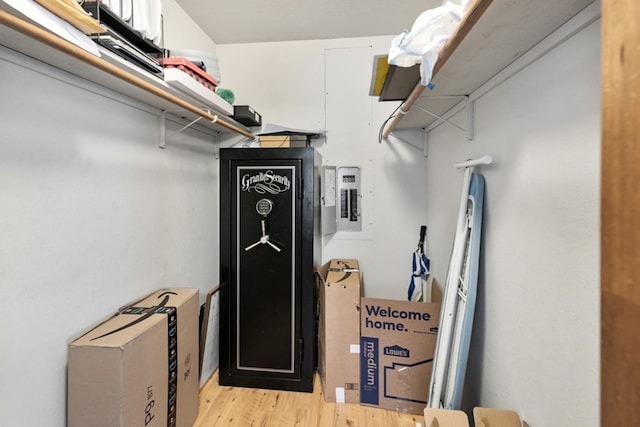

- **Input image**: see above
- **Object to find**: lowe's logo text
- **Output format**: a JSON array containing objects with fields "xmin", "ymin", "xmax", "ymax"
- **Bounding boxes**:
[{"xmin": 384, "ymin": 345, "xmax": 410, "ymax": 358}]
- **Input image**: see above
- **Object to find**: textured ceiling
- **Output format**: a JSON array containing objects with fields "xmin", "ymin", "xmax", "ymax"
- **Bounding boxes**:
[{"xmin": 174, "ymin": 0, "xmax": 442, "ymax": 44}]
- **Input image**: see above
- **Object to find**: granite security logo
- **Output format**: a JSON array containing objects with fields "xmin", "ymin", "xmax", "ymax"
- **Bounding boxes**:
[{"xmin": 241, "ymin": 170, "xmax": 291, "ymax": 194}]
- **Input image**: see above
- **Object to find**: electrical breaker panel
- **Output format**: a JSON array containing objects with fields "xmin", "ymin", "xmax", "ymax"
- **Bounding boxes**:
[{"xmin": 337, "ymin": 166, "xmax": 361, "ymax": 232}]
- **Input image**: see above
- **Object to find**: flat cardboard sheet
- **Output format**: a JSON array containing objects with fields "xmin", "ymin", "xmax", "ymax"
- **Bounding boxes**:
[
  {"xmin": 424, "ymin": 408, "xmax": 470, "ymax": 427},
  {"xmin": 423, "ymin": 407, "xmax": 523, "ymax": 427},
  {"xmin": 473, "ymin": 407, "xmax": 522, "ymax": 427}
]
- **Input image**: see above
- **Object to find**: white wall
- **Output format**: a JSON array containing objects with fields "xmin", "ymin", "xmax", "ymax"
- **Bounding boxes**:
[
  {"xmin": 423, "ymin": 18, "xmax": 600, "ymax": 426},
  {"xmin": 218, "ymin": 10, "xmax": 600, "ymax": 426},
  {"xmin": 163, "ymin": 0, "xmax": 217, "ymax": 54},
  {"xmin": 0, "ymin": 5, "xmax": 599, "ymax": 426},
  {"xmin": 217, "ymin": 37, "xmax": 429, "ymax": 299},
  {"xmin": 0, "ymin": 44, "xmax": 219, "ymax": 427}
]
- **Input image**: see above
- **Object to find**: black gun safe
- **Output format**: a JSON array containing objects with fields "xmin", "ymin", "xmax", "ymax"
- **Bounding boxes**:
[{"xmin": 219, "ymin": 147, "xmax": 320, "ymax": 392}]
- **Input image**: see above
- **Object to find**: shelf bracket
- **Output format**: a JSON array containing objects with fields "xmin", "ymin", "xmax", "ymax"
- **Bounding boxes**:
[
  {"xmin": 158, "ymin": 110, "xmax": 167, "ymax": 148},
  {"xmin": 159, "ymin": 109, "xmax": 208, "ymax": 149},
  {"xmin": 411, "ymin": 95, "xmax": 474, "ymax": 141},
  {"xmin": 422, "ymin": 128, "xmax": 429, "ymax": 158}
]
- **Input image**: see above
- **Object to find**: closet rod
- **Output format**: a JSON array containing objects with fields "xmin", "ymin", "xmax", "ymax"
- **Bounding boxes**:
[
  {"xmin": 381, "ymin": 0, "xmax": 492, "ymax": 139},
  {"xmin": 0, "ymin": 9, "xmax": 254, "ymax": 140}
]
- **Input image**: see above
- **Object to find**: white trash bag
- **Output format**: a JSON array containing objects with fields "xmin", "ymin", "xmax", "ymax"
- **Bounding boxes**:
[{"xmin": 388, "ymin": 0, "xmax": 471, "ymax": 86}]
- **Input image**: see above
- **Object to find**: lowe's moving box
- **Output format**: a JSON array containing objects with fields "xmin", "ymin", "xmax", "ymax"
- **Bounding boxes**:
[
  {"xmin": 317, "ymin": 258, "xmax": 362, "ymax": 403},
  {"xmin": 68, "ymin": 288, "xmax": 199, "ymax": 427},
  {"xmin": 360, "ymin": 297, "xmax": 440, "ymax": 414}
]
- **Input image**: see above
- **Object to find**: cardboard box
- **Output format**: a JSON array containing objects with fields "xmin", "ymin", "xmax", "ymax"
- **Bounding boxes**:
[
  {"xmin": 68, "ymin": 288, "xmax": 200, "ymax": 427},
  {"xmin": 259, "ymin": 135, "xmax": 308, "ymax": 148},
  {"xmin": 424, "ymin": 408, "xmax": 470, "ymax": 427},
  {"xmin": 472, "ymin": 407, "xmax": 523, "ymax": 426},
  {"xmin": 423, "ymin": 407, "xmax": 525, "ymax": 427},
  {"xmin": 360, "ymin": 296, "xmax": 440, "ymax": 414},
  {"xmin": 317, "ymin": 258, "xmax": 362, "ymax": 403}
]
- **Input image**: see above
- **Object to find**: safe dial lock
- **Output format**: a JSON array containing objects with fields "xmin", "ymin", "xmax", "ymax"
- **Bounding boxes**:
[{"xmin": 256, "ymin": 198, "xmax": 274, "ymax": 217}]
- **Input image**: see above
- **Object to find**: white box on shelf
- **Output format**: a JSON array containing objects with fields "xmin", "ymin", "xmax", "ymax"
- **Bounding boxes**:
[{"xmin": 163, "ymin": 68, "xmax": 233, "ymax": 116}]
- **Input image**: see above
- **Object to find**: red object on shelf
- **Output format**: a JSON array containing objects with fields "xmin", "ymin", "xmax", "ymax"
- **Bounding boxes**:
[{"xmin": 159, "ymin": 57, "xmax": 219, "ymax": 91}]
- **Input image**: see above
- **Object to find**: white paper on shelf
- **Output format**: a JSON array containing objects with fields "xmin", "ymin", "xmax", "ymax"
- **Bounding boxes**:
[
  {"xmin": 112, "ymin": 0, "xmax": 121, "ymax": 19},
  {"xmin": 258, "ymin": 123, "xmax": 324, "ymax": 137},
  {"xmin": 122, "ymin": 0, "xmax": 132, "ymax": 21},
  {"xmin": 147, "ymin": 0, "xmax": 161, "ymax": 40},
  {"xmin": 3, "ymin": 0, "xmax": 100, "ymax": 56},
  {"xmin": 132, "ymin": 0, "xmax": 150, "ymax": 36},
  {"xmin": 2, "ymin": 0, "xmax": 100, "ymax": 56},
  {"xmin": 103, "ymin": 0, "xmax": 121, "ymax": 19}
]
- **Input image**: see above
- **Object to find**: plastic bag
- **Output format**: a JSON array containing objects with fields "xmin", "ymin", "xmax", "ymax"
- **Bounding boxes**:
[{"xmin": 388, "ymin": 0, "xmax": 471, "ymax": 86}]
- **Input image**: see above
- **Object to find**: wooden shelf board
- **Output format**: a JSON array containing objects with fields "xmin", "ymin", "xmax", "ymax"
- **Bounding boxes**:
[
  {"xmin": 0, "ymin": 4, "xmax": 250, "ymax": 135},
  {"xmin": 387, "ymin": 0, "xmax": 595, "ymax": 131}
]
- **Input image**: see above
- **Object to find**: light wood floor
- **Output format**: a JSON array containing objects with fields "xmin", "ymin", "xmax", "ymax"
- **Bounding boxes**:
[{"xmin": 193, "ymin": 371, "xmax": 425, "ymax": 426}]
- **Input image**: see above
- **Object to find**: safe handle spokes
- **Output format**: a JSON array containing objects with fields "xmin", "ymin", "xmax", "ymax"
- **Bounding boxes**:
[{"xmin": 244, "ymin": 219, "xmax": 281, "ymax": 252}]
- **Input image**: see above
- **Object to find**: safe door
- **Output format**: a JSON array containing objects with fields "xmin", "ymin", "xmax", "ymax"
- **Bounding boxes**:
[{"xmin": 219, "ymin": 148, "xmax": 316, "ymax": 392}]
